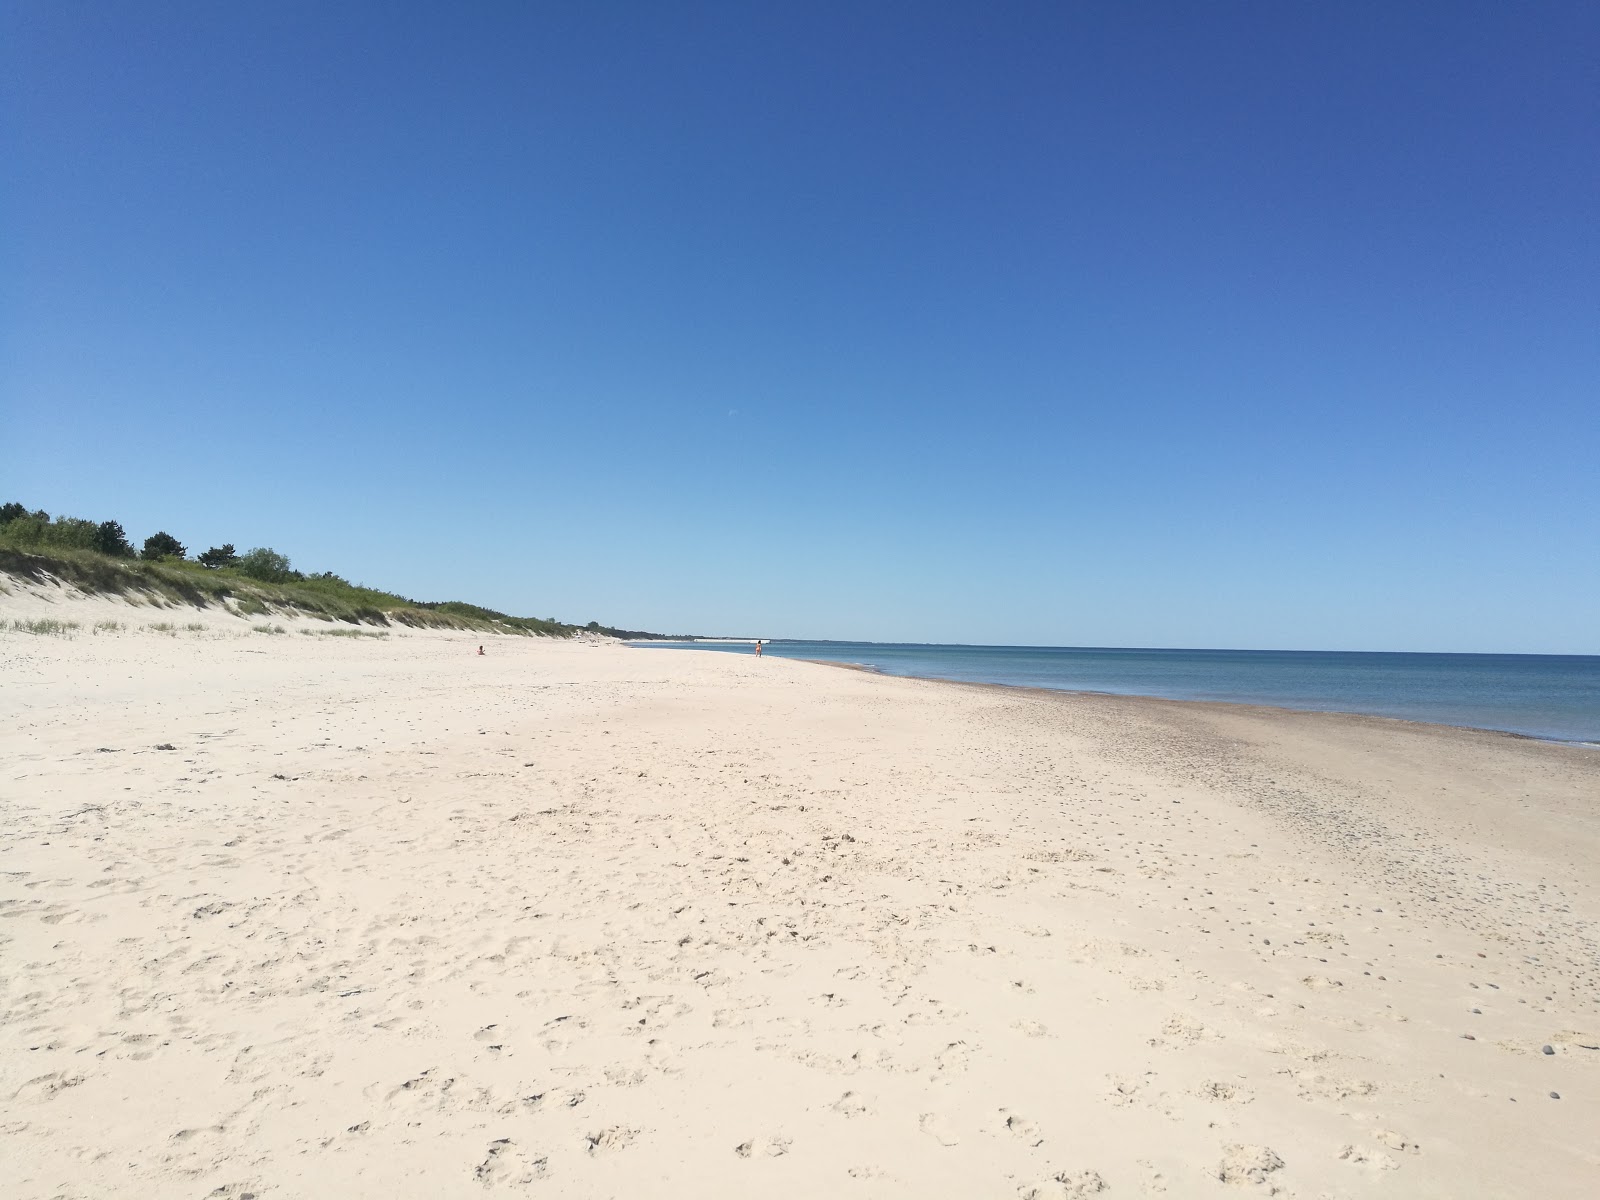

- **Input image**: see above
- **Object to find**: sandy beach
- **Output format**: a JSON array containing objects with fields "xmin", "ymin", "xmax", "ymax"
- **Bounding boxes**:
[{"xmin": 3, "ymin": 596, "xmax": 1597, "ymax": 1198}]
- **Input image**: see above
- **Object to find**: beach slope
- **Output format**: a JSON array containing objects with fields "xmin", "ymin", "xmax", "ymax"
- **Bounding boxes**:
[{"xmin": 3, "ymin": 608, "xmax": 1597, "ymax": 1197}]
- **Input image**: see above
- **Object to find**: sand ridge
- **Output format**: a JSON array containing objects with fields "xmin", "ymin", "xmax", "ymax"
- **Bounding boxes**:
[{"xmin": 2, "ymin": 604, "xmax": 1597, "ymax": 1197}]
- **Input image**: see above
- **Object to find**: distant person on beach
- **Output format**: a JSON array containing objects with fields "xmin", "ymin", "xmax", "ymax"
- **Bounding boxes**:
[
  {"xmin": 477, "ymin": 645, "xmax": 484, "ymax": 656},
  {"xmin": 754, "ymin": 640, "xmax": 763, "ymax": 657}
]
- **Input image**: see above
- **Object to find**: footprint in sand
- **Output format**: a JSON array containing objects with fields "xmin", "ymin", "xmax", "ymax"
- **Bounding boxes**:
[
  {"xmin": 1002, "ymin": 1109, "xmax": 1043, "ymax": 1146},
  {"xmin": 830, "ymin": 1091, "xmax": 870, "ymax": 1117},
  {"xmin": 380, "ymin": 1069, "xmax": 452, "ymax": 1108},
  {"xmin": 1337, "ymin": 1143, "xmax": 1398, "ymax": 1171},
  {"xmin": 1106, "ymin": 1075, "xmax": 1144, "ymax": 1106},
  {"xmin": 13, "ymin": 1072, "xmax": 86, "ymax": 1101},
  {"xmin": 1135, "ymin": 1157, "xmax": 1168, "ymax": 1193},
  {"xmin": 585, "ymin": 1126, "xmax": 636, "ymax": 1155},
  {"xmin": 1287, "ymin": 1070, "xmax": 1376, "ymax": 1102},
  {"xmin": 734, "ymin": 1135, "xmax": 791, "ymax": 1158},
  {"xmin": 1372, "ymin": 1129, "xmax": 1420, "ymax": 1154},
  {"xmin": 933, "ymin": 1041, "xmax": 970, "ymax": 1074},
  {"xmin": 1158, "ymin": 1014, "xmax": 1206, "ymax": 1045},
  {"xmin": 918, "ymin": 1112, "xmax": 959, "ymax": 1146},
  {"xmin": 1217, "ymin": 1144, "xmax": 1284, "ymax": 1186},
  {"xmin": 171, "ymin": 1124, "xmax": 225, "ymax": 1142},
  {"xmin": 475, "ymin": 1138, "xmax": 547, "ymax": 1186},
  {"xmin": 515, "ymin": 1088, "xmax": 585, "ymax": 1113},
  {"xmin": 1019, "ymin": 1169, "xmax": 1109, "ymax": 1198}
]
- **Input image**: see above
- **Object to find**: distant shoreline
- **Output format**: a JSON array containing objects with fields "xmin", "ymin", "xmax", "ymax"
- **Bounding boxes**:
[
  {"xmin": 632, "ymin": 641, "xmax": 1600, "ymax": 749},
  {"xmin": 792, "ymin": 655, "xmax": 1600, "ymax": 750}
]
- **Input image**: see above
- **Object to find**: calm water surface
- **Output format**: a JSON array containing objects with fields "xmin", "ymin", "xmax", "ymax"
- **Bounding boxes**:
[{"xmin": 633, "ymin": 642, "xmax": 1600, "ymax": 744}]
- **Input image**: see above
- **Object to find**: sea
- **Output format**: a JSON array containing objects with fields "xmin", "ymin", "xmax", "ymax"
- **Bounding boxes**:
[{"xmin": 632, "ymin": 641, "xmax": 1600, "ymax": 745}]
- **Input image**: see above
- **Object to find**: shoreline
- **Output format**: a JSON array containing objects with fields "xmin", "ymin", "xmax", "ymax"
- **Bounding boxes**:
[{"xmin": 782, "ymin": 652, "xmax": 1600, "ymax": 750}]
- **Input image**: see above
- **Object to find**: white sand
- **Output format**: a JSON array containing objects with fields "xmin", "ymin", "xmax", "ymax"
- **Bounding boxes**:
[{"xmin": 3, "ymin": 589, "xmax": 1597, "ymax": 1198}]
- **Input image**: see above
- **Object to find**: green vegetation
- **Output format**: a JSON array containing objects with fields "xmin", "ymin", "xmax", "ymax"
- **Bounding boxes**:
[
  {"xmin": 301, "ymin": 627, "xmax": 389, "ymax": 638},
  {"xmin": 198, "ymin": 543, "xmax": 239, "ymax": 569},
  {"xmin": 411, "ymin": 600, "xmax": 570, "ymax": 637},
  {"xmin": 142, "ymin": 531, "xmax": 186, "ymax": 560},
  {"xmin": 7, "ymin": 617, "xmax": 79, "ymax": 636},
  {"xmin": 0, "ymin": 507, "xmax": 132, "ymax": 557},
  {"xmin": 97, "ymin": 522, "xmax": 135, "ymax": 557},
  {"xmin": 94, "ymin": 620, "xmax": 125, "ymax": 633},
  {"xmin": 0, "ymin": 499, "xmax": 693, "ymax": 639},
  {"xmin": 237, "ymin": 547, "xmax": 294, "ymax": 582},
  {"xmin": 581, "ymin": 619, "xmax": 697, "ymax": 640},
  {"xmin": 251, "ymin": 623, "xmax": 288, "ymax": 635}
]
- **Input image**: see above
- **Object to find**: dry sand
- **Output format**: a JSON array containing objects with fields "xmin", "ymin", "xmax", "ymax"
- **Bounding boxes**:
[{"xmin": 3, "ymin": 590, "xmax": 1598, "ymax": 1198}]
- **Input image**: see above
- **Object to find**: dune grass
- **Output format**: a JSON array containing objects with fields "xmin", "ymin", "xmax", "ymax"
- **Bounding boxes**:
[
  {"xmin": 251, "ymin": 623, "xmax": 288, "ymax": 635},
  {"xmin": 93, "ymin": 620, "xmax": 124, "ymax": 634},
  {"xmin": 0, "ymin": 546, "xmax": 573, "ymax": 637},
  {"xmin": 3, "ymin": 505, "xmax": 695, "ymax": 640},
  {"xmin": 8, "ymin": 617, "xmax": 80, "ymax": 636}
]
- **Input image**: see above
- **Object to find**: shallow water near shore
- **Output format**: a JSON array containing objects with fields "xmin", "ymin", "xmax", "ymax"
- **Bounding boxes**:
[{"xmin": 636, "ymin": 641, "xmax": 1600, "ymax": 743}]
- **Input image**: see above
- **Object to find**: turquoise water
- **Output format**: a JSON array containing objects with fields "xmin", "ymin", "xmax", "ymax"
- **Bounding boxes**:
[{"xmin": 633, "ymin": 642, "xmax": 1600, "ymax": 744}]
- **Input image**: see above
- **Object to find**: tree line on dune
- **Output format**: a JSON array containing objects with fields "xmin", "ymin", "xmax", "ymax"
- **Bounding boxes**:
[
  {"xmin": 2, "ymin": 502, "xmax": 302, "ymax": 583},
  {"xmin": 0, "ymin": 501, "xmax": 695, "ymax": 640}
]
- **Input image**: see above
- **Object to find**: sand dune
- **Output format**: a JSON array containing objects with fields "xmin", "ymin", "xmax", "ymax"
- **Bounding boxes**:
[{"xmin": 2, "ymin": 596, "xmax": 1597, "ymax": 1197}]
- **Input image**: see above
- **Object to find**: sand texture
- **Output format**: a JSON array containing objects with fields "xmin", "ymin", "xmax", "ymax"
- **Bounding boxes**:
[{"xmin": 3, "ymin": 597, "xmax": 1598, "ymax": 1198}]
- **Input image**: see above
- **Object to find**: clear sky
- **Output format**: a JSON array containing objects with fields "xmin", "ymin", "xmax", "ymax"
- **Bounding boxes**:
[{"xmin": 4, "ymin": 2, "xmax": 1596, "ymax": 652}]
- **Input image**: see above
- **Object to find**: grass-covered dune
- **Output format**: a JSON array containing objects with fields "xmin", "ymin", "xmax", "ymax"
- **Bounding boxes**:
[
  {"xmin": 0, "ymin": 503, "xmax": 689, "ymax": 639},
  {"xmin": 0, "ymin": 544, "xmax": 574, "ymax": 635}
]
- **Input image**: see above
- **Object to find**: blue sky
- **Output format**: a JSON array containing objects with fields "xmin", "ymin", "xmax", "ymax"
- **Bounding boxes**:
[{"xmin": 4, "ymin": 2, "xmax": 1596, "ymax": 651}]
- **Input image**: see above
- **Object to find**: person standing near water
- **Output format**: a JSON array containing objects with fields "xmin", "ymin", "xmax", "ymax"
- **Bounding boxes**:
[{"xmin": 754, "ymin": 640, "xmax": 763, "ymax": 657}]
